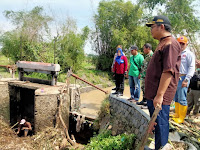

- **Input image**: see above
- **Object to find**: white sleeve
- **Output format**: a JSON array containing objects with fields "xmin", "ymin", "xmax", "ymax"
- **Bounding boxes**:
[{"xmin": 186, "ymin": 52, "xmax": 195, "ymax": 80}]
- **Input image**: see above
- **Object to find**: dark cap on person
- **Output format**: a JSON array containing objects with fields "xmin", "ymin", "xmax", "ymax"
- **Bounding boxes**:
[
  {"xmin": 129, "ymin": 45, "xmax": 138, "ymax": 51},
  {"xmin": 146, "ymin": 15, "xmax": 171, "ymax": 27}
]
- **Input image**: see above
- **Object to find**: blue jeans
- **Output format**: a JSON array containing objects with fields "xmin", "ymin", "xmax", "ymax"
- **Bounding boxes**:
[
  {"xmin": 147, "ymin": 100, "xmax": 170, "ymax": 150},
  {"xmin": 174, "ymin": 76, "xmax": 190, "ymax": 106},
  {"xmin": 128, "ymin": 75, "xmax": 140, "ymax": 100}
]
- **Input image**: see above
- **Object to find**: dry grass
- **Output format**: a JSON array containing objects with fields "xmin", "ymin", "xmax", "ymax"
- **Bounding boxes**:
[
  {"xmin": 31, "ymin": 127, "xmax": 70, "ymax": 150},
  {"xmin": 0, "ymin": 118, "xmax": 78, "ymax": 150},
  {"xmin": 0, "ymin": 118, "xmax": 33, "ymax": 150}
]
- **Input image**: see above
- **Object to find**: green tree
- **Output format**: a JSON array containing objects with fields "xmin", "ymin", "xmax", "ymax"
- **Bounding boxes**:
[
  {"xmin": 0, "ymin": 7, "xmax": 89, "ymax": 72},
  {"xmin": 0, "ymin": 6, "xmax": 52, "ymax": 62},
  {"xmin": 56, "ymin": 18, "xmax": 90, "ymax": 72},
  {"xmin": 139, "ymin": 0, "xmax": 200, "ymax": 58},
  {"xmin": 93, "ymin": 0, "xmax": 158, "ymax": 70}
]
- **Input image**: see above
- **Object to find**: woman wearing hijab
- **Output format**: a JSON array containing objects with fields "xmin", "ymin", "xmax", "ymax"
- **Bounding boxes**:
[{"xmin": 112, "ymin": 47, "xmax": 128, "ymax": 96}]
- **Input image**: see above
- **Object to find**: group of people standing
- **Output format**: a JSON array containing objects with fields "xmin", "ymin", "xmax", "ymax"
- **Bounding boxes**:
[
  {"xmin": 112, "ymin": 43, "xmax": 152, "ymax": 102},
  {"xmin": 111, "ymin": 15, "xmax": 200, "ymax": 150}
]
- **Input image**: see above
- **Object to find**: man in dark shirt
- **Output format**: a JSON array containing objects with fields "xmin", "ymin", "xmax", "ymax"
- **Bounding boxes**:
[{"xmin": 145, "ymin": 15, "xmax": 181, "ymax": 150}]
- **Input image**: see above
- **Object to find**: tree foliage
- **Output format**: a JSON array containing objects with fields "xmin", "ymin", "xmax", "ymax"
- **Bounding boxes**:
[
  {"xmin": 1, "ymin": 6, "xmax": 53, "ymax": 62},
  {"xmin": 93, "ymin": 0, "xmax": 158, "ymax": 70},
  {"xmin": 139, "ymin": 0, "xmax": 200, "ymax": 58},
  {"xmin": 0, "ymin": 7, "xmax": 89, "ymax": 72},
  {"xmin": 57, "ymin": 24, "xmax": 90, "ymax": 71}
]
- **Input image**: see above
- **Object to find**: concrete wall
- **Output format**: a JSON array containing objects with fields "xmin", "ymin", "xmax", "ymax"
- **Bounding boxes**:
[
  {"xmin": 0, "ymin": 79, "xmax": 69, "ymax": 133},
  {"xmin": 109, "ymin": 94, "xmax": 150, "ymax": 145},
  {"xmin": 0, "ymin": 81, "xmax": 9, "ymax": 122},
  {"xmin": 34, "ymin": 93, "xmax": 69, "ymax": 133}
]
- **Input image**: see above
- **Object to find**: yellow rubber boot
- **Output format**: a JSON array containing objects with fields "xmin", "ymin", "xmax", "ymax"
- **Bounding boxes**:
[
  {"xmin": 170, "ymin": 102, "xmax": 179, "ymax": 118},
  {"xmin": 172, "ymin": 105, "xmax": 187, "ymax": 124}
]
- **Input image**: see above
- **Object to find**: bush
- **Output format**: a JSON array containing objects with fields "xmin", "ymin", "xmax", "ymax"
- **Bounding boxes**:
[
  {"xmin": 85, "ymin": 130, "xmax": 136, "ymax": 150},
  {"xmin": 96, "ymin": 55, "xmax": 113, "ymax": 71}
]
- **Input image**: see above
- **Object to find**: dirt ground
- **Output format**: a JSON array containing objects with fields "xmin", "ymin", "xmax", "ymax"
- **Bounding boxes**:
[
  {"xmin": 0, "ymin": 118, "xmax": 34, "ymax": 150},
  {"xmin": 1, "ymin": 82, "xmax": 199, "ymax": 150}
]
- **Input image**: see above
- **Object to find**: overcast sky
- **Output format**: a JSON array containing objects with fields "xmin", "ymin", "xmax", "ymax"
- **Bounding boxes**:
[
  {"xmin": 1, "ymin": 0, "xmax": 199, "ymax": 54},
  {"xmin": 0, "ymin": 0, "xmax": 105, "ymax": 54}
]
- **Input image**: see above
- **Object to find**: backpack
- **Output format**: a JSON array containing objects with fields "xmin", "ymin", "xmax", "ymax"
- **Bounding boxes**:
[{"xmin": 189, "ymin": 70, "xmax": 200, "ymax": 90}]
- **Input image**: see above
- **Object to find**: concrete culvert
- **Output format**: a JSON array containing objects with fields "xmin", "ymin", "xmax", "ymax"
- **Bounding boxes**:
[
  {"xmin": 0, "ymin": 80, "xmax": 70, "ymax": 134},
  {"xmin": 9, "ymin": 86, "xmax": 35, "ymax": 134}
]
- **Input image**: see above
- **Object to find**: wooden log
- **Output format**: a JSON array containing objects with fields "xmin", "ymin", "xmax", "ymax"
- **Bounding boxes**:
[
  {"xmin": 137, "ymin": 105, "xmax": 160, "ymax": 150},
  {"xmin": 71, "ymin": 73, "xmax": 108, "ymax": 94},
  {"xmin": 170, "ymin": 120, "xmax": 199, "ymax": 137},
  {"xmin": 57, "ymin": 86, "xmax": 76, "ymax": 146},
  {"xmin": 11, "ymin": 122, "xmax": 19, "ymax": 129}
]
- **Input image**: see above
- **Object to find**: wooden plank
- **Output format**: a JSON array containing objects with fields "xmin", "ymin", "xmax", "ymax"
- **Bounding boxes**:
[{"xmin": 137, "ymin": 106, "xmax": 160, "ymax": 150}]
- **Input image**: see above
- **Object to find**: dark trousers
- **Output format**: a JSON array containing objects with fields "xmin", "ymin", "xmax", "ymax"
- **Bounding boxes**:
[
  {"xmin": 115, "ymin": 74, "xmax": 124, "ymax": 94},
  {"xmin": 147, "ymin": 100, "xmax": 170, "ymax": 150}
]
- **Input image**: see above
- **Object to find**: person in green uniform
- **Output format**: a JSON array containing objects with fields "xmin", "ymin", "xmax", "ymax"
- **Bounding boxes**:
[
  {"xmin": 137, "ymin": 43, "xmax": 153, "ymax": 107},
  {"xmin": 126, "ymin": 45, "xmax": 144, "ymax": 102}
]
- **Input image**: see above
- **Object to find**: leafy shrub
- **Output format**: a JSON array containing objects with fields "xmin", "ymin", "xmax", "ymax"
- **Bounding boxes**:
[
  {"xmin": 96, "ymin": 55, "xmax": 113, "ymax": 71},
  {"xmin": 98, "ymin": 97, "xmax": 110, "ymax": 119},
  {"xmin": 85, "ymin": 130, "xmax": 136, "ymax": 150}
]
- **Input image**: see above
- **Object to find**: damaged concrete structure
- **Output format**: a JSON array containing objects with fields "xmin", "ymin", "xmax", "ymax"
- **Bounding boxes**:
[{"xmin": 0, "ymin": 79, "xmax": 69, "ymax": 133}]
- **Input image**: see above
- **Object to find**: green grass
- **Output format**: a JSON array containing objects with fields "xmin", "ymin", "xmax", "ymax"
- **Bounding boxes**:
[
  {"xmin": 58, "ymin": 63, "xmax": 114, "ymax": 87},
  {"xmin": 0, "ymin": 54, "xmax": 14, "ymax": 65},
  {"xmin": 85, "ymin": 130, "xmax": 136, "ymax": 150},
  {"xmin": 0, "ymin": 53, "xmax": 15, "ymax": 78}
]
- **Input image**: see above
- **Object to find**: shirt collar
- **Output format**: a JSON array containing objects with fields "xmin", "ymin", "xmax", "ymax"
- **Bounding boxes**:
[
  {"xmin": 146, "ymin": 51, "xmax": 153, "ymax": 56},
  {"xmin": 182, "ymin": 47, "xmax": 189, "ymax": 53},
  {"xmin": 160, "ymin": 35, "xmax": 171, "ymax": 41}
]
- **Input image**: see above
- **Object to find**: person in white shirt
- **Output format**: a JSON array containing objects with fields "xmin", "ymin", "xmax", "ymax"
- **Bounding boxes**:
[{"xmin": 172, "ymin": 36, "xmax": 195, "ymax": 123}]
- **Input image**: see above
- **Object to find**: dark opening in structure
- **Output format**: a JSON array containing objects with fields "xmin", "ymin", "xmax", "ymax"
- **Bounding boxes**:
[
  {"xmin": 9, "ymin": 85, "xmax": 35, "ymax": 134},
  {"xmin": 69, "ymin": 114, "xmax": 98, "ymax": 144}
]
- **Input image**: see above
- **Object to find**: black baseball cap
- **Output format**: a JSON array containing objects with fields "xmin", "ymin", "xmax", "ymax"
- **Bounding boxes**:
[
  {"xmin": 146, "ymin": 15, "xmax": 171, "ymax": 27},
  {"xmin": 129, "ymin": 45, "xmax": 138, "ymax": 51}
]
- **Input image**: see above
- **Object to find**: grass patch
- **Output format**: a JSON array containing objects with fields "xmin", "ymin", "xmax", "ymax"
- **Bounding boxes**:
[
  {"xmin": 93, "ymin": 97, "xmax": 111, "ymax": 131},
  {"xmin": 85, "ymin": 130, "xmax": 136, "ymax": 150},
  {"xmin": 98, "ymin": 97, "xmax": 110, "ymax": 119},
  {"xmin": 0, "ymin": 53, "xmax": 15, "ymax": 78},
  {"xmin": 0, "ymin": 53, "xmax": 14, "ymax": 66}
]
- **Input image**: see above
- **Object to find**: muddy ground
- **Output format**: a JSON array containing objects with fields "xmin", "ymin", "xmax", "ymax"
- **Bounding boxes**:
[{"xmin": 0, "ymin": 84, "xmax": 199, "ymax": 150}]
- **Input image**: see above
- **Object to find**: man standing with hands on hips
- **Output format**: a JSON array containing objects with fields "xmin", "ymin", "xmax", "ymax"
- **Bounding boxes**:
[{"xmin": 145, "ymin": 15, "xmax": 181, "ymax": 150}]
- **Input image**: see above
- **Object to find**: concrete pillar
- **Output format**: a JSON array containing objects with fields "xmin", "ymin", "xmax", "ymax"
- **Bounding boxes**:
[
  {"xmin": 69, "ymin": 84, "xmax": 81, "ymax": 112},
  {"xmin": 0, "ymin": 81, "xmax": 9, "ymax": 122},
  {"xmin": 34, "ymin": 88, "xmax": 70, "ymax": 133}
]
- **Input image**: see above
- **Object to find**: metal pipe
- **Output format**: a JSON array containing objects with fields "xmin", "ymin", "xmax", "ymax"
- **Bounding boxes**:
[{"xmin": 71, "ymin": 73, "xmax": 108, "ymax": 94}]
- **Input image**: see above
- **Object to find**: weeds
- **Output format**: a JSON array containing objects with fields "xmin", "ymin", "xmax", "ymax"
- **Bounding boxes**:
[{"xmin": 85, "ymin": 130, "xmax": 136, "ymax": 150}]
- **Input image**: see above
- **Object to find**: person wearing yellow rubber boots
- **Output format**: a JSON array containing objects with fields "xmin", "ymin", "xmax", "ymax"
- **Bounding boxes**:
[{"xmin": 172, "ymin": 36, "xmax": 195, "ymax": 123}]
